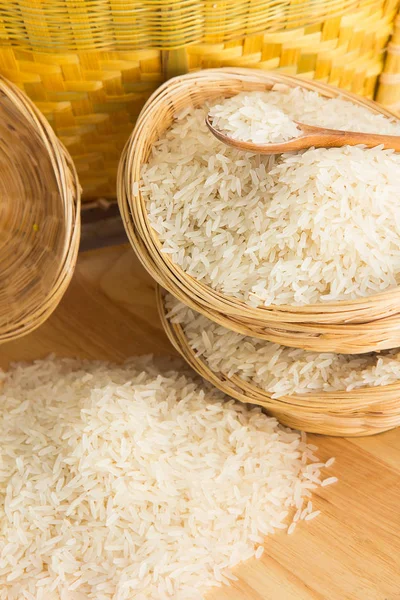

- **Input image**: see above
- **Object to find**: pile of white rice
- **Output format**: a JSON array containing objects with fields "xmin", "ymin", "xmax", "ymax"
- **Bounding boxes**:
[
  {"xmin": 166, "ymin": 294, "xmax": 400, "ymax": 398},
  {"xmin": 141, "ymin": 86, "xmax": 400, "ymax": 306},
  {"xmin": 0, "ymin": 356, "xmax": 335, "ymax": 600}
]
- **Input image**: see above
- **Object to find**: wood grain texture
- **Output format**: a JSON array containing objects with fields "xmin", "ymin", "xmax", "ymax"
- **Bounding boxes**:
[{"xmin": 0, "ymin": 244, "xmax": 399, "ymax": 600}]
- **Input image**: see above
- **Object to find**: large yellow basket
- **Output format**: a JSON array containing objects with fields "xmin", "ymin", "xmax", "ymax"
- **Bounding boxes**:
[{"xmin": 0, "ymin": 0, "xmax": 397, "ymax": 200}]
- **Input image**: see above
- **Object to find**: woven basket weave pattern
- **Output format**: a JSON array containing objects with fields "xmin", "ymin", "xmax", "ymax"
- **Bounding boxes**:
[
  {"xmin": 0, "ymin": 0, "xmax": 397, "ymax": 199},
  {"xmin": 0, "ymin": 0, "xmax": 385, "ymax": 51},
  {"xmin": 0, "ymin": 48, "xmax": 164, "ymax": 198},
  {"xmin": 377, "ymin": 7, "xmax": 400, "ymax": 115}
]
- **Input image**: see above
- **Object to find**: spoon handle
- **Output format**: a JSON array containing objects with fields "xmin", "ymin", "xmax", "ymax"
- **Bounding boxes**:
[{"xmin": 296, "ymin": 122, "xmax": 400, "ymax": 151}]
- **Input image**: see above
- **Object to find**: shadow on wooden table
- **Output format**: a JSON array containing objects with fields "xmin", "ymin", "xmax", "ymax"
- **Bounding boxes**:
[{"xmin": 0, "ymin": 245, "xmax": 174, "ymax": 368}]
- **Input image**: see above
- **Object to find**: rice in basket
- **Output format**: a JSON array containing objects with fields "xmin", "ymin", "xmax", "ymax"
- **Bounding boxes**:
[
  {"xmin": 165, "ymin": 294, "xmax": 400, "ymax": 398},
  {"xmin": 140, "ymin": 86, "xmax": 400, "ymax": 307}
]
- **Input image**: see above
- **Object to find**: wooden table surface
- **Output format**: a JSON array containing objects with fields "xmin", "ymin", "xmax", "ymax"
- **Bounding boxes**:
[{"xmin": 1, "ymin": 245, "xmax": 399, "ymax": 600}]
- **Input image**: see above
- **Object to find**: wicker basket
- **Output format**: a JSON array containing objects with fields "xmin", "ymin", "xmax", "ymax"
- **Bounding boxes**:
[
  {"xmin": 118, "ymin": 67, "xmax": 400, "ymax": 355},
  {"xmin": 157, "ymin": 287, "xmax": 400, "ymax": 437},
  {"xmin": 0, "ymin": 0, "xmax": 396, "ymax": 200},
  {"xmin": 0, "ymin": 75, "xmax": 80, "ymax": 343},
  {"xmin": 377, "ymin": 7, "xmax": 400, "ymax": 116}
]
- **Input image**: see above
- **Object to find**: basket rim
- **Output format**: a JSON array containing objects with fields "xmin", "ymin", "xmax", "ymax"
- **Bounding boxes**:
[
  {"xmin": 0, "ymin": 75, "xmax": 81, "ymax": 343},
  {"xmin": 156, "ymin": 286, "xmax": 400, "ymax": 436}
]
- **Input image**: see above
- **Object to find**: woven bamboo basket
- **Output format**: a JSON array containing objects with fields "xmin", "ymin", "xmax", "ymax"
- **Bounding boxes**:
[
  {"xmin": 157, "ymin": 287, "xmax": 400, "ymax": 437},
  {"xmin": 377, "ymin": 6, "xmax": 400, "ymax": 116},
  {"xmin": 118, "ymin": 67, "xmax": 400, "ymax": 355},
  {"xmin": 0, "ymin": 0, "xmax": 397, "ymax": 200},
  {"xmin": 0, "ymin": 75, "xmax": 81, "ymax": 343}
]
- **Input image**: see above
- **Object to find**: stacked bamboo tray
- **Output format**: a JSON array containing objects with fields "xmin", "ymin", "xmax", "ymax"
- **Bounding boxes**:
[
  {"xmin": 156, "ymin": 288, "xmax": 400, "ymax": 437},
  {"xmin": 118, "ymin": 67, "xmax": 400, "ymax": 437}
]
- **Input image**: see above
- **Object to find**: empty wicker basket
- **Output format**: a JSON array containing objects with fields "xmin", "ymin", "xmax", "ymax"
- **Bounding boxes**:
[
  {"xmin": 118, "ymin": 67, "xmax": 400, "ymax": 355},
  {"xmin": 0, "ymin": 76, "xmax": 81, "ymax": 342},
  {"xmin": 157, "ymin": 287, "xmax": 400, "ymax": 437}
]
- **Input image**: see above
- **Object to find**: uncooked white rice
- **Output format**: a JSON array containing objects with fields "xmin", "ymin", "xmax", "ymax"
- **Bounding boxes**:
[
  {"xmin": 0, "ymin": 355, "xmax": 334, "ymax": 600},
  {"xmin": 141, "ymin": 86, "xmax": 400, "ymax": 306},
  {"xmin": 305, "ymin": 510, "xmax": 321, "ymax": 521},
  {"xmin": 209, "ymin": 93, "xmax": 300, "ymax": 144},
  {"xmin": 166, "ymin": 294, "xmax": 400, "ymax": 397},
  {"xmin": 321, "ymin": 477, "xmax": 339, "ymax": 487}
]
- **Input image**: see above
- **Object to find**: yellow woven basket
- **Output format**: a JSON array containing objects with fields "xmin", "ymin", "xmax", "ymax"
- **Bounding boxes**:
[
  {"xmin": 0, "ymin": 0, "xmax": 397, "ymax": 200},
  {"xmin": 377, "ymin": 6, "xmax": 400, "ymax": 116},
  {"xmin": 157, "ymin": 287, "xmax": 400, "ymax": 437},
  {"xmin": 118, "ymin": 67, "xmax": 400, "ymax": 355},
  {"xmin": 0, "ymin": 75, "xmax": 81, "ymax": 343}
]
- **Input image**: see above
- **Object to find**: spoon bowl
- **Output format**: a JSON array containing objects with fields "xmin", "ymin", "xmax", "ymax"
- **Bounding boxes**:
[{"xmin": 205, "ymin": 115, "xmax": 400, "ymax": 154}]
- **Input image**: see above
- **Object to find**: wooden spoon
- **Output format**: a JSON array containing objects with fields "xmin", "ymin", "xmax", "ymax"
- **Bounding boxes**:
[{"xmin": 205, "ymin": 115, "xmax": 400, "ymax": 154}]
